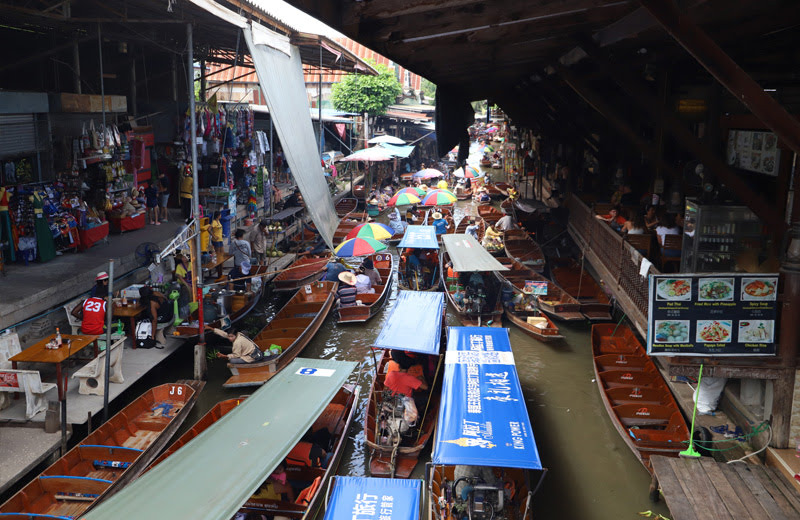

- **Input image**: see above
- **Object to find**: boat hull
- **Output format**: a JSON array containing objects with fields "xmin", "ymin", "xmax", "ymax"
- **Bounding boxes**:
[
  {"xmin": 504, "ymin": 309, "xmax": 563, "ymax": 342},
  {"xmin": 273, "ymin": 256, "xmax": 329, "ymax": 293},
  {"xmin": 337, "ymin": 253, "xmax": 395, "ymax": 323}
]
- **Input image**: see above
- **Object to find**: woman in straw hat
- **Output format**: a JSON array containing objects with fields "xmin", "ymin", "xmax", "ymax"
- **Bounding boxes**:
[{"xmin": 337, "ymin": 271, "xmax": 358, "ymax": 307}]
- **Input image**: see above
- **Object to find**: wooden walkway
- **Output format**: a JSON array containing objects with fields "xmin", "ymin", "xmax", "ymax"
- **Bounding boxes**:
[{"xmin": 651, "ymin": 455, "xmax": 800, "ymax": 520}]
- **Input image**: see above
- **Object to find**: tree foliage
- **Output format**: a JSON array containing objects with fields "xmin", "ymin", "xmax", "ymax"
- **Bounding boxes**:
[
  {"xmin": 420, "ymin": 78, "xmax": 437, "ymax": 104},
  {"xmin": 331, "ymin": 63, "xmax": 403, "ymax": 116}
]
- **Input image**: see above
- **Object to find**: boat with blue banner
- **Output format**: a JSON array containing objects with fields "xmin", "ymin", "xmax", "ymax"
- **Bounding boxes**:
[
  {"xmin": 82, "ymin": 358, "xmax": 358, "ymax": 520},
  {"xmin": 0, "ymin": 381, "xmax": 203, "ymax": 519},
  {"xmin": 440, "ymin": 234, "xmax": 508, "ymax": 327},
  {"xmin": 428, "ymin": 327, "xmax": 547, "ymax": 520},
  {"xmin": 397, "ymin": 225, "xmax": 441, "ymax": 291},
  {"xmin": 366, "ymin": 290, "xmax": 446, "ymax": 478},
  {"xmin": 323, "ymin": 477, "xmax": 421, "ymax": 520}
]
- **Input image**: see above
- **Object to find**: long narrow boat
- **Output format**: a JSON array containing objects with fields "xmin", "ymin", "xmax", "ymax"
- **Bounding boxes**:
[
  {"xmin": 439, "ymin": 234, "xmax": 507, "ymax": 327},
  {"xmin": 0, "ymin": 381, "xmax": 203, "ymax": 518},
  {"xmin": 504, "ymin": 307, "xmax": 562, "ymax": 342},
  {"xmin": 550, "ymin": 257, "xmax": 613, "ymax": 321},
  {"xmin": 503, "ymin": 228, "xmax": 545, "ymax": 272},
  {"xmin": 366, "ymin": 291, "xmax": 445, "ymax": 478},
  {"xmin": 454, "ymin": 184, "xmax": 472, "ymax": 200},
  {"xmin": 428, "ymin": 327, "xmax": 546, "ymax": 520},
  {"xmin": 337, "ymin": 253, "xmax": 395, "ymax": 323},
  {"xmin": 496, "ymin": 257, "xmax": 583, "ymax": 321},
  {"xmin": 591, "ymin": 324, "xmax": 691, "ymax": 473},
  {"xmin": 477, "ymin": 204, "xmax": 503, "ymax": 224},
  {"xmin": 485, "ymin": 181, "xmax": 510, "ymax": 198},
  {"xmin": 238, "ymin": 383, "xmax": 360, "ymax": 519},
  {"xmin": 223, "ymin": 281, "xmax": 338, "ymax": 388},
  {"xmin": 352, "ymin": 183, "xmax": 366, "ymax": 199},
  {"xmin": 174, "ymin": 264, "xmax": 270, "ymax": 338},
  {"xmin": 81, "ymin": 358, "xmax": 356, "ymax": 520},
  {"xmin": 273, "ymin": 255, "xmax": 330, "ymax": 293},
  {"xmin": 451, "ymin": 215, "xmax": 485, "ymax": 242},
  {"xmin": 335, "ymin": 197, "xmax": 358, "ymax": 217},
  {"xmin": 397, "ymin": 225, "xmax": 441, "ymax": 292}
]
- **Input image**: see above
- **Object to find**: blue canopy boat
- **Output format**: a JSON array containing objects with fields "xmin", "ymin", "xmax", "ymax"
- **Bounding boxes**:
[
  {"xmin": 428, "ymin": 327, "xmax": 547, "ymax": 520},
  {"xmin": 323, "ymin": 477, "xmax": 421, "ymax": 520},
  {"xmin": 366, "ymin": 290, "xmax": 445, "ymax": 478},
  {"xmin": 397, "ymin": 225, "xmax": 441, "ymax": 291}
]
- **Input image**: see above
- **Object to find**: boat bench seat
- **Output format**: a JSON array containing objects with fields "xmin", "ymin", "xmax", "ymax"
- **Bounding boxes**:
[
  {"xmin": 37, "ymin": 475, "xmax": 112, "ymax": 496},
  {"xmin": 72, "ymin": 337, "xmax": 125, "ymax": 396},
  {"xmin": 311, "ymin": 403, "xmax": 346, "ymax": 435},
  {"xmin": 355, "ymin": 292, "xmax": 382, "ymax": 304},
  {"xmin": 615, "ymin": 404, "xmax": 676, "ymax": 428}
]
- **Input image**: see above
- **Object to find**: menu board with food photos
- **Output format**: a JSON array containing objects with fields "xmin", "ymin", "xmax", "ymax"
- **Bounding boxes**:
[
  {"xmin": 726, "ymin": 129, "xmax": 780, "ymax": 176},
  {"xmin": 647, "ymin": 273, "xmax": 778, "ymax": 356}
]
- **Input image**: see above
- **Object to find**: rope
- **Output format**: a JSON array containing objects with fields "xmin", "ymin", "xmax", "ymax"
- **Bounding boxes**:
[{"xmin": 677, "ymin": 421, "xmax": 771, "ymax": 452}]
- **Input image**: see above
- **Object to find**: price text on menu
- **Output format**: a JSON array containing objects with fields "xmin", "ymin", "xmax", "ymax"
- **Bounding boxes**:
[{"xmin": 647, "ymin": 273, "xmax": 778, "ymax": 356}]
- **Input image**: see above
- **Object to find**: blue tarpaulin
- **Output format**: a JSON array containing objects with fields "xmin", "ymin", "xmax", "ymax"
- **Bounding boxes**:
[
  {"xmin": 398, "ymin": 225, "xmax": 439, "ymax": 250},
  {"xmin": 378, "ymin": 142, "xmax": 416, "ymax": 158},
  {"xmin": 433, "ymin": 327, "xmax": 543, "ymax": 470},
  {"xmin": 323, "ymin": 477, "xmax": 421, "ymax": 520},
  {"xmin": 374, "ymin": 291, "xmax": 444, "ymax": 355}
]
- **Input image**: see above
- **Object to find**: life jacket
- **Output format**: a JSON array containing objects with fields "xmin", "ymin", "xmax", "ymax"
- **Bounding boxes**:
[
  {"xmin": 286, "ymin": 441, "xmax": 313, "ymax": 467},
  {"xmin": 295, "ymin": 476, "xmax": 322, "ymax": 506}
]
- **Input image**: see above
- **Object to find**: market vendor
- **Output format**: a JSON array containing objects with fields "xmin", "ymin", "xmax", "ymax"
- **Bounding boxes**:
[
  {"xmin": 206, "ymin": 326, "xmax": 264, "ymax": 364},
  {"xmin": 482, "ymin": 223, "xmax": 503, "ymax": 251}
]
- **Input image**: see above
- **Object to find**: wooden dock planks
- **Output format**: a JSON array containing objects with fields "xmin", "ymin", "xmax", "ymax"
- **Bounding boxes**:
[{"xmin": 651, "ymin": 455, "xmax": 800, "ymax": 520}]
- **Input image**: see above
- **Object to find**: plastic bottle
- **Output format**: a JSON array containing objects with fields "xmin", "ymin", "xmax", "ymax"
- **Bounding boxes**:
[{"xmin": 55, "ymin": 327, "xmax": 62, "ymax": 347}]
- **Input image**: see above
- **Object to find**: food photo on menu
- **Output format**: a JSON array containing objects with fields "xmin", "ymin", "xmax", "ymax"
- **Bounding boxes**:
[
  {"xmin": 655, "ymin": 278, "xmax": 692, "ymax": 301},
  {"xmin": 654, "ymin": 320, "xmax": 690, "ymax": 343},
  {"xmin": 738, "ymin": 320, "xmax": 775, "ymax": 343},
  {"xmin": 741, "ymin": 278, "xmax": 778, "ymax": 301},
  {"xmin": 697, "ymin": 278, "xmax": 734, "ymax": 301},
  {"xmin": 696, "ymin": 320, "xmax": 732, "ymax": 343}
]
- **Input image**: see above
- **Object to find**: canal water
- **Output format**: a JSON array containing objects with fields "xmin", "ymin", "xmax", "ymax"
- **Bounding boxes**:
[{"xmin": 129, "ymin": 200, "xmax": 670, "ymax": 520}]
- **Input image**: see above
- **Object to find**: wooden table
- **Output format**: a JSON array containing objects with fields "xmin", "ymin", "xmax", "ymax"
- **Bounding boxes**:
[
  {"xmin": 203, "ymin": 251, "xmax": 232, "ymax": 279},
  {"xmin": 10, "ymin": 334, "xmax": 100, "ymax": 400},
  {"xmin": 112, "ymin": 303, "xmax": 146, "ymax": 341}
]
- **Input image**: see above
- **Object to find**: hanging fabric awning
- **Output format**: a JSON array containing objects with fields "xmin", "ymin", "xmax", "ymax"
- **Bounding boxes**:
[
  {"xmin": 378, "ymin": 142, "xmax": 416, "ymax": 158},
  {"xmin": 374, "ymin": 291, "xmax": 444, "ymax": 356},
  {"xmin": 323, "ymin": 477, "xmax": 421, "ymax": 520},
  {"xmin": 243, "ymin": 23, "xmax": 338, "ymax": 249},
  {"xmin": 433, "ymin": 327, "xmax": 543, "ymax": 470}
]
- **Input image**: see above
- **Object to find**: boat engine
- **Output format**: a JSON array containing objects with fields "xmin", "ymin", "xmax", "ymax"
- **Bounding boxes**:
[
  {"xmin": 449, "ymin": 477, "xmax": 504, "ymax": 520},
  {"xmin": 377, "ymin": 391, "xmax": 418, "ymax": 446}
]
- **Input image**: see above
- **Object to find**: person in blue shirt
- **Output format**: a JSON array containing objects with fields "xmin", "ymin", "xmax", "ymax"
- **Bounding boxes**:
[
  {"xmin": 432, "ymin": 211, "xmax": 450, "ymax": 235},
  {"xmin": 323, "ymin": 261, "xmax": 347, "ymax": 281}
]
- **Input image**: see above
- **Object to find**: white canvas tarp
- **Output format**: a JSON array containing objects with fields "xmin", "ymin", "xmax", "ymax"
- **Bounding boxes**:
[{"xmin": 244, "ymin": 23, "xmax": 338, "ymax": 249}]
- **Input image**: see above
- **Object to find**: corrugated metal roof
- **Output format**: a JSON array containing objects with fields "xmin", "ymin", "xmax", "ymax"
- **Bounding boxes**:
[
  {"xmin": 442, "ymin": 234, "xmax": 509, "ymax": 273},
  {"xmin": 244, "ymin": 0, "xmax": 344, "ymax": 39}
]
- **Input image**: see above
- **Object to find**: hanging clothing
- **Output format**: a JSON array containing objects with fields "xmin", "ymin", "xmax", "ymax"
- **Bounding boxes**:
[{"xmin": 0, "ymin": 187, "xmax": 15, "ymax": 261}]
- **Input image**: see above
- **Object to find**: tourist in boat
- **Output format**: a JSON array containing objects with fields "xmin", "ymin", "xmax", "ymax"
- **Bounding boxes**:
[
  {"xmin": 477, "ymin": 187, "xmax": 491, "ymax": 203},
  {"xmin": 388, "ymin": 209, "xmax": 407, "ymax": 235},
  {"xmin": 361, "ymin": 257, "xmax": 382, "ymax": 286},
  {"xmin": 207, "ymin": 326, "xmax": 264, "ymax": 363},
  {"xmin": 465, "ymin": 219, "xmax": 480, "ymax": 239},
  {"xmin": 355, "ymin": 266, "xmax": 375, "ymax": 294},
  {"xmin": 496, "ymin": 213, "xmax": 516, "ymax": 231},
  {"xmin": 384, "ymin": 350, "xmax": 429, "ymax": 398},
  {"xmin": 337, "ymin": 271, "xmax": 358, "ymax": 307},
  {"xmin": 432, "ymin": 211, "xmax": 450, "ymax": 235},
  {"xmin": 286, "ymin": 440, "xmax": 331, "ymax": 468},
  {"xmin": 252, "ymin": 464, "xmax": 296, "ymax": 502},
  {"xmin": 323, "ymin": 260, "xmax": 347, "ymax": 281},
  {"xmin": 227, "ymin": 260, "xmax": 251, "ymax": 292}
]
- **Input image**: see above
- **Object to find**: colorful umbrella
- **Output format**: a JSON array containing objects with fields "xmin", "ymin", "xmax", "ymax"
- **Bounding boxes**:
[
  {"xmin": 453, "ymin": 165, "xmax": 484, "ymax": 179},
  {"xmin": 421, "ymin": 189, "xmax": 458, "ymax": 206},
  {"xmin": 388, "ymin": 191, "xmax": 422, "ymax": 207},
  {"xmin": 334, "ymin": 237, "xmax": 387, "ymax": 257},
  {"xmin": 413, "ymin": 168, "xmax": 444, "ymax": 179},
  {"xmin": 345, "ymin": 223, "xmax": 395, "ymax": 240},
  {"xmin": 397, "ymin": 186, "xmax": 426, "ymax": 197}
]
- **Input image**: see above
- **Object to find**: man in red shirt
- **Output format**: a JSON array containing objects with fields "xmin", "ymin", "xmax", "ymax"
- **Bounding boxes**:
[
  {"xmin": 72, "ymin": 271, "xmax": 108, "ymax": 335},
  {"xmin": 385, "ymin": 360, "xmax": 429, "ymax": 397}
]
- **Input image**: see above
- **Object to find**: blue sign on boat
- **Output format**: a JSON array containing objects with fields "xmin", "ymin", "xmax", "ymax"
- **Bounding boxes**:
[
  {"xmin": 398, "ymin": 225, "xmax": 439, "ymax": 250},
  {"xmin": 432, "ymin": 327, "xmax": 542, "ymax": 470},
  {"xmin": 323, "ymin": 477, "xmax": 421, "ymax": 520},
  {"xmin": 374, "ymin": 291, "xmax": 444, "ymax": 356}
]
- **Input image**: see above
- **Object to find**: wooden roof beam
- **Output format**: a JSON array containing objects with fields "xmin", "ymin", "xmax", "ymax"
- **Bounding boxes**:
[{"xmin": 639, "ymin": 0, "xmax": 800, "ymax": 157}]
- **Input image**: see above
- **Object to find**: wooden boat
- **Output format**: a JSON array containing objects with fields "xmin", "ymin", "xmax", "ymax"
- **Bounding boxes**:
[
  {"xmin": 335, "ymin": 197, "xmax": 358, "ymax": 217},
  {"xmin": 238, "ymin": 384, "xmax": 360, "ymax": 519},
  {"xmin": 504, "ymin": 308, "xmax": 562, "ymax": 342},
  {"xmin": 439, "ymin": 250, "xmax": 503, "ymax": 327},
  {"xmin": 477, "ymin": 204, "xmax": 503, "ymax": 224},
  {"xmin": 0, "ymin": 381, "xmax": 203, "ymax": 518},
  {"xmin": 365, "ymin": 351, "xmax": 440, "ymax": 478},
  {"xmin": 479, "ymin": 158, "xmax": 492, "ymax": 167},
  {"xmin": 592, "ymin": 324, "xmax": 691, "ymax": 473},
  {"xmin": 147, "ymin": 397, "xmax": 244, "ymax": 470},
  {"xmin": 454, "ymin": 184, "xmax": 472, "ymax": 200},
  {"xmin": 352, "ymin": 183, "xmax": 366, "ymax": 199},
  {"xmin": 485, "ymin": 182, "xmax": 510, "ymax": 198},
  {"xmin": 496, "ymin": 257, "xmax": 583, "ymax": 321},
  {"xmin": 500, "ymin": 197, "xmax": 513, "ymax": 213},
  {"xmin": 503, "ymin": 228, "xmax": 545, "ymax": 272},
  {"xmin": 174, "ymin": 264, "xmax": 270, "ymax": 338},
  {"xmin": 337, "ymin": 253, "xmax": 395, "ymax": 323},
  {"xmin": 223, "ymin": 281, "xmax": 338, "ymax": 388},
  {"xmin": 550, "ymin": 257, "xmax": 613, "ymax": 321},
  {"xmin": 273, "ymin": 255, "xmax": 329, "ymax": 292},
  {"xmin": 429, "ymin": 465, "xmax": 536, "ymax": 520}
]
